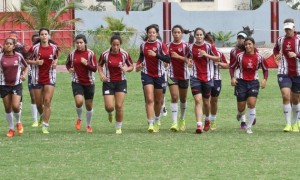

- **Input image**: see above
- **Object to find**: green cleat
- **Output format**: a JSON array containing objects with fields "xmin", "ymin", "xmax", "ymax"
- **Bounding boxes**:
[
  {"xmin": 116, "ymin": 128, "xmax": 122, "ymax": 134},
  {"xmin": 153, "ymin": 122, "xmax": 160, "ymax": 133},
  {"xmin": 283, "ymin": 124, "xmax": 292, "ymax": 132},
  {"xmin": 170, "ymin": 123, "xmax": 179, "ymax": 132},
  {"xmin": 108, "ymin": 114, "xmax": 114, "ymax": 123},
  {"xmin": 179, "ymin": 119, "xmax": 186, "ymax": 131},
  {"xmin": 210, "ymin": 121, "xmax": 217, "ymax": 130},
  {"xmin": 38, "ymin": 117, "xmax": 43, "ymax": 127},
  {"xmin": 32, "ymin": 121, "xmax": 38, "ymax": 127},
  {"xmin": 148, "ymin": 124, "xmax": 154, "ymax": 133},
  {"xmin": 292, "ymin": 124, "xmax": 299, "ymax": 132},
  {"xmin": 42, "ymin": 126, "xmax": 49, "ymax": 134}
]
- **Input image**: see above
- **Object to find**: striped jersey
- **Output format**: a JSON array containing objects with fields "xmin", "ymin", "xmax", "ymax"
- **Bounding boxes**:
[{"xmin": 213, "ymin": 49, "xmax": 228, "ymax": 80}]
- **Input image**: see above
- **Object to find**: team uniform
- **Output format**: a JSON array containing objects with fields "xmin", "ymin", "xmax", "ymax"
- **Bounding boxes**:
[
  {"xmin": 189, "ymin": 42, "xmax": 219, "ymax": 98},
  {"xmin": 137, "ymin": 39, "xmax": 169, "ymax": 89},
  {"xmin": 66, "ymin": 49, "xmax": 97, "ymax": 99},
  {"xmin": 229, "ymin": 47, "xmax": 243, "ymax": 82},
  {"xmin": 99, "ymin": 48, "xmax": 133, "ymax": 95},
  {"xmin": 211, "ymin": 49, "xmax": 228, "ymax": 97},
  {"xmin": 28, "ymin": 43, "xmax": 59, "ymax": 87}
]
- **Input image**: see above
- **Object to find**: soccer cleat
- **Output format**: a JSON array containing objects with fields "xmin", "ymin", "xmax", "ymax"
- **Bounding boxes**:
[
  {"xmin": 116, "ymin": 128, "xmax": 122, "ymax": 134},
  {"xmin": 283, "ymin": 124, "xmax": 292, "ymax": 132},
  {"xmin": 179, "ymin": 119, "xmax": 186, "ymax": 131},
  {"xmin": 42, "ymin": 126, "xmax": 49, "ymax": 134},
  {"xmin": 86, "ymin": 126, "xmax": 93, "ymax": 133},
  {"xmin": 16, "ymin": 123, "xmax": 24, "ymax": 134},
  {"xmin": 292, "ymin": 124, "xmax": 299, "ymax": 132},
  {"xmin": 252, "ymin": 118, "xmax": 256, "ymax": 125},
  {"xmin": 32, "ymin": 121, "xmax": 38, "ymax": 127},
  {"xmin": 161, "ymin": 107, "xmax": 167, "ymax": 117},
  {"xmin": 210, "ymin": 121, "xmax": 217, "ymax": 130},
  {"xmin": 38, "ymin": 117, "xmax": 43, "ymax": 127},
  {"xmin": 204, "ymin": 120, "xmax": 210, "ymax": 131},
  {"xmin": 170, "ymin": 123, "xmax": 179, "ymax": 132},
  {"xmin": 75, "ymin": 119, "xmax": 82, "ymax": 130},
  {"xmin": 153, "ymin": 122, "xmax": 160, "ymax": 133},
  {"xmin": 240, "ymin": 122, "xmax": 247, "ymax": 130},
  {"xmin": 236, "ymin": 114, "xmax": 242, "ymax": 121},
  {"xmin": 6, "ymin": 129, "xmax": 15, "ymax": 137},
  {"xmin": 108, "ymin": 114, "xmax": 114, "ymax": 123},
  {"xmin": 246, "ymin": 127, "xmax": 253, "ymax": 134},
  {"xmin": 148, "ymin": 124, "xmax": 154, "ymax": 133},
  {"xmin": 195, "ymin": 125, "xmax": 203, "ymax": 134}
]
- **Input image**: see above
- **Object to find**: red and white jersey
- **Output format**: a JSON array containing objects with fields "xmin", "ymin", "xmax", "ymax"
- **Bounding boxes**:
[
  {"xmin": 28, "ymin": 43, "xmax": 59, "ymax": 85},
  {"xmin": 0, "ymin": 52, "xmax": 27, "ymax": 86},
  {"xmin": 189, "ymin": 42, "xmax": 218, "ymax": 82},
  {"xmin": 99, "ymin": 48, "xmax": 133, "ymax": 82},
  {"xmin": 231, "ymin": 52, "xmax": 268, "ymax": 81},
  {"xmin": 66, "ymin": 49, "xmax": 97, "ymax": 85},
  {"xmin": 138, "ymin": 39, "xmax": 169, "ymax": 78},
  {"xmin": 167, "ymin": 41, "xmax": 190, "ymax": 80},
  {"xmin": 213, "ymin": 49, "xmax": 228, "ymax": 80},
  {"xmin": 273, "ymin": 33, "xmax": 300, "ymax": 76},
  {"xmin": 230, "ymin": 47, "xmax": 243, "ymax": 78}
]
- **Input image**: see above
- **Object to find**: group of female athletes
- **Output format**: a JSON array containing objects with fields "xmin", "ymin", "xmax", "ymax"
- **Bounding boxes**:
[{"xmin": 0, "ymin": 23, "xmax": 271, "ymax": 137}]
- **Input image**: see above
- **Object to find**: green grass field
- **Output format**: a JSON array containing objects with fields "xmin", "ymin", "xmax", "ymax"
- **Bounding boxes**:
[{"xmin": 0, "ymin": 69, "xmax": 299, "ymax": 179}]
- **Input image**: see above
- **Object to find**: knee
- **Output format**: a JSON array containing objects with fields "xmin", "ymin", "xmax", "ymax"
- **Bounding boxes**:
[
  {"xmin": 115, "ymin": 103, "xmax": 123, "ymax": 112},
  {"xmin": 105, "ymin": 105, "xmax": 114, "ymax": 113}
]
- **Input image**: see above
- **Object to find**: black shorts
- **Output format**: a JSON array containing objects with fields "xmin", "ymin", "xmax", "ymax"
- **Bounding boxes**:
[
  {"xmin": 31, "ymin": 83, "xmax": 55, "ymax": 89},
  {"xmin": 235, "ymin": 79, "xmax": 259, "ymax": 102},
  {"xmin": 141, "ymin": 72, "xmax": 166, "ymax": 89},
  {"xmin": 190, "ymin": 77, "xmax": 212, "ymax": 99},
  {"xmin": 211, "ymin": 80, "xmax": 222, "ymax": 97},
  {"xmin": 168, "ymin": 77, "xmax": 189, "ymax": 89},
  {"xmin": 28, "ymin": 73, "xmax": 34, "ymax": 90},
  {"xmin": 72, "ymin": 82, "xmax": 95, "ymax": 100},
  {"xmin": 0, "ymin": 84, "xmax": 22, "ymax": 98},
  {"xmin": 291, "ymin": 76, "xmax": 300, "ymax": 93},
  {"xmin": 278, "ymin": 74, "xmax": 292, "ymax": 89},
  {"xmin": 103, "ymin": 80, "xmax": 127, "ymax": 95}
]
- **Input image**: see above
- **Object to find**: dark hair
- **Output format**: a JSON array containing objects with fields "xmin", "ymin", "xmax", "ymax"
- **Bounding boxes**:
[
  {"xmin": 172, "ymin": 25, "xmax": 183, "ymax": 33},
  {"xmin": 33, "ymin": 27, "xmax": 57, "ymax": 46},
  {"xmin": 2, "ymin": 38, "xmax": 16, "ymax": 53},
  {"xmin": 244, "ymin": 37, "xmax": 255, "ymax": 44},
  {"xmin": 194, "ymin": 27, "xmax": 206, "ymax": 37},
  {"xmin": 39, "ymin": 27, "xmax": 50, "ymax": 35},
  {"xmin": 143, "ymin": 24, "xmax": 161, "ymax": 41},
  {"xmin": 205, "ymin": 32, "xmax": 215, "ymax": 45},
  {"xmin": 31, "ymin": 33, "xmax": 39, "ymax": 43},
  {"xmin": 284, "ymin": 18, "xmax": 294, "ymax": 24},
  {"xmin": 75, "ymin": 34, "xmax": 87, "ymax": 44},
  {"xmin": 110, "ymin": 32, "xmax": 122, "ymax": 44}
]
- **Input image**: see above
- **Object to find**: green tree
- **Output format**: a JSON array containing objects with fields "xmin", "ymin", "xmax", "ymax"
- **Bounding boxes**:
[
  {"xmin": 0, "ymin": 0, "xmax": 83, "ymax": 30},
  {"xmin": 212, "ymin": 31, "xmax": 235, "ymax": 47},
  {"xmin": 251, "ymin": 0, "xmax": 263, "ymax": 10}
]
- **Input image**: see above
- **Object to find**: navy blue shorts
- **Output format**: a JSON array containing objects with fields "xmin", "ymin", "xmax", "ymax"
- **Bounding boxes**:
[
  {"xmin": 28, "ymin": 74, "xmax": 34, "ymax": 90},
  {"xmin": 277, "ymin": 74, "xmax": 292, "ymax": 89},
  {"xmin": 102, "ymin": 80, "xmax": 127, "ymax": 95},
  {"xmin": 0, "ymin": 84, "xmax": 23, "ymax": 98},
  {"xmin": 190, "ymin": 76, "xmax": 212, "ymax": 98},
  {"xmin": 235, "ymin": 79, "xmax": 259, "ymax": 102},
  {"xmin": 141, "ymin": 72, "xmax": 166, "ymax": 90},
  {"xmin": 168, "ymin": 77, "xmax": 189, "ymax": 89},
  {"xmin": 211, "ymin": 80, "xmax": 222, "ymax": 97},
  {"xmin": 291, "ymin": 76, "xmax": 300, "ymax": 93},
  {"xmin": 72, "ymin": 82, "xmax": 95, "ymax": 100}
]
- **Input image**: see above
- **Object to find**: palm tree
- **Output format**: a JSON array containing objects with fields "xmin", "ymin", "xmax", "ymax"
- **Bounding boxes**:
[{"xmin": 0, "ymin": 0, "xmax": 83, "ymax": 30}]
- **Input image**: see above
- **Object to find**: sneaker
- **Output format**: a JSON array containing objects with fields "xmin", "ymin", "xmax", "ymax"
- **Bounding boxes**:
[
  {"xmin": 252, "ymin": 118, "xmax": 256, "ymax": 125},
  {"xmin": 42, "ymin": 126, "xmax": 49, "ymax": 134},
  {"xmin": 32, "ymin": 121, "xmax": 38, "ymax": 127},
  {"xmin": 179, "ymin": 119, "xmax": 186, "ymax": 131},
  {"xmin": 153, "ymin": 122, "xmax": 160, "ymax": 133},
  {"xmin": 16, "ymin": 123, "xmax": 24, "ymax": 134},
  {"xmin": 170, "ymin": 123, "xmax": 179, "ymax": 132},
  {"xmin": 6, "ymin": 129, "xmax": 15, "ymax": 137},
  {"xmin": 108, "ymin": 114, "xmax": 114, "ymax": 123},
  {"xmin": 148, "ymin": 124, "xmax": 154, "ymax": 133},
  {"xmin": 246, "ymin": 127, "xmax": 253, "ymax": 134},
  {"xmin": 195, "ymin": 125, "xmax": 203, "ymax": 134},
  {"xmin": 240, "ymin": 122, "xmax": 247, "ymax": 130},
  {"xmin": 38, "ymin": 117, "xmax": 43, "ymax": 127},
  {"xmin": 75, "ymin": 119, "xmax": 82, "ymax": 130},
  {"xmin": 210, "ymin": 121, "xmax": 217, "ymax": 130},
  {"xmin": 116, "ymin": 128, "xmax": 122, "ymax": 134},
  {"xmin": 283, "ymin": 124, "xmax": 292, "ymax": 132},
  {"xmin": 236, "ymin": 114, "xmax": 242, "ymax": 121},
  {"xmin": 161, "ymin": 107, "xmax": 167, "ymax": 117},
  {"xmin": 204, "ymin": 120, "xmax": 210, "ymax": 132},
  {"xmin": 292, "ymin": 124, "xmax": 299, "ymax": 132},
  {"xmin": 86, "ymin": 126, "xmax": 93, "ymax": 133}
]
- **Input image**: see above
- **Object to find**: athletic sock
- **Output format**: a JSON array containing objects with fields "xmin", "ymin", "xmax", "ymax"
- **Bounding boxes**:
[
  {"xmin": 210, "ymin": 114, "xmax": 216, "ymax": 122},
  {"xmin": 6, "ymin": 112, "xmax": 14, "ymax": 130},
  {"xmin": 13, "ymin": 112, "xmax": 21, "ymax": 123},
  {"xmin": 115, "ymin": 121, "xmax": 122, "ymax": 129},
  {"xmin": 170, "ymin": 103, "xmax": 178, "ymax": 124},
  {"xmin": 247, "ymin": 108, "xmax": 256, "ymax": 129},
  {"xmin": 148, "ymin": 119, "xmax": 154, "ymax": 125},
  {"xmin": 292, "ymin": 104, "xmax": 300, "ymax": 124},
  {"xmin": 154, "ymin": 116, "xmax": 160, "ymax": 124},
  {"xmin": 180, "ymin": 102, "xmax": 187, "ymax": 119},
  {"xmin": 76, "ymin": 106, "xmax": 83, "ymax": 120},
  {"xmin": 283, "ymin": 104, "xmax": 292, "ymax": 125},
  {"xmin": 31, "ymin": 104, "xmax": 38, "ymax": 121},
  {"xmin": 86, "ymin": 109, "xmax": 93, "ymax": 126}
]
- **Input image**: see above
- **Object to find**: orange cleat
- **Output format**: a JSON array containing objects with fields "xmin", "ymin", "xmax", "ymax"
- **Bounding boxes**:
[
  {"xmin": 86, "ymin": 126, "xmax": 93, "ymax": 133},
  {"xmin": 6, "ymin": 129, "xmax": 15, "ymax": 137},
  {"xmin": 75, "ymin": 119, "xmax": 82, "ymax": 130},
  {"xmin": 16, "ymin": 123, "xmax": 24, "ymax": 135}
]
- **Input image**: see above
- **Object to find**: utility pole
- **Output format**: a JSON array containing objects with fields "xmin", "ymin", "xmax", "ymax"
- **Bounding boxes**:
[
  {"xmin": 163, "ymin": 0, "xmax": 171, "ymax": 43},
  {"xmin": 270, "ymin": 0, "xmax": 279, "ymax": 43}
]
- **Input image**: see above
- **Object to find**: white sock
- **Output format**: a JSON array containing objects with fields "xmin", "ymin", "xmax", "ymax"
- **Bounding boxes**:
[
  {"xmin": 283, "ymin": 104, "xmax": 292, "ymax": 124},
  {"xmin": 86, "ymin": 109, "xmax": 93, "ymax": 126},
  {"xmin": 115, "ymin": 121, "xmax": 122, "ymax": 129},
  {"xmin": 197, "ymin": 121, "xmax": 203, "ymax": 126},
  {"xmin": 204, "ymin": 115, "xmax": 209, "ymax": 121},
  {"xmin": 210, "ymin": 114, "xmax": 216, "ymax": 122},
  {"xmin": 76, "ymin": 107, "xmax": 83, "ymax": 120},
  {"xmin": 43, "ymin": 122, "xmax": 49, "ymax": 127},
  {"xmin": 241, "ymin": 115, "xmax": 246, "ymax": 122},
  {"xmin": 170, "ymin": 103, "xmax": 178, "ymax": 124},
  {"xmin": 31, "ymin": 104, "xmax": 38, "ymax": 121},
  {"xmin": 148, "ymin": 119, "xmax": 154, "ymax": 125},
  {"xmin": 20, "ymin": 102, "xmax": 22, "ymax": 111},
  {"xmin": 13, "ymin": 112, "xmax": 21, "ymax": 123},
  {"xmin": 154, "ymin": 116, "xmax": 160, "ymax": 123},
  {"xmin": 180, "ymin": 102, "xmax": 187, "ymax": 119},
  {"xmin": 292, "ymin": 104, "xmax": 300, "ymax": 124},
  {"xmin": 6, "ymin": 112, "xmax": 14, "ymax": 130},
  {"xmin": 247, "ymin": 108, "xmax": 256, "ymax": 129}
]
